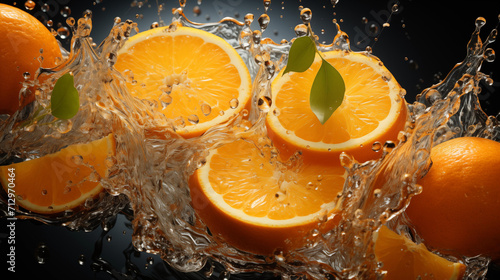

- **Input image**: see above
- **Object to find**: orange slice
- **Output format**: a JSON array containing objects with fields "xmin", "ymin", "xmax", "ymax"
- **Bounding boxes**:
[
  {"xmin": 115, "ymin": 26, "xmax": 252, "ymax": 138},
  {"xmin": 266, "ymin": 51, "xmax": 407, "ymax": 164},
  {"xmin": 189, "ymin": 138, "xmax": 344, "ymax": 255},
  {"xmin": 374, "ymin": 225, "xmax": 466, "ymax": 280},
  {"xmin": 0, "ymin": 134, "xmax": 115, "ymax": 214}
]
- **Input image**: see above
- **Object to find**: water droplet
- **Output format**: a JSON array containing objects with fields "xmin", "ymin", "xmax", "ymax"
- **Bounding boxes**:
[
  {"xmin": 146, "ymin": 257, "xmax": 154, "ymax": 265},
  {"xmin": 60, "ymin": 6, "xmax": 71, "ymax": 17},
  {"xmin": 159, "ymin": 92, "xmax": 173, "ymax": 109},
  {"xmin": 300, "ymin": 7, "xmax": 312, "ymax": 24},
  {"xmin": 383, "ymin": 22, "xmax": 390, "ymax": 28},
  {"xmin": 252, "ymin": 30, "xmax": 262, "ymax": 45},
  {"xmin": 369, "ymin": 23, "xmax": 378, "ymax": 35},
  {"xmin": 383, "ymin": 141, "xmax": 396, "ymax": 153},
  {"xmin": 258, "ymin": 14, "xmax": 270, "ymax": 31},
  {"xmin": 114, "ymin": 17, "xmax": 122, "ymax": 25},
  {"xmin": 66, "ymin": 17, "xmax": 76, "ymax": 27},
  {"xmin": 41, "ymin": 189, "xmax": 47, "ymax": 195},
  {"xmin": 57, "ymin": 26, "xmax": 71, "ymax": 39},
  {"xmin": 371, "ymin": 141, "xmax": 382, "ymax": 152},
  {"xmin": 361, "ymin": 16, "xmax": 368, "ymax": 24},
  {"xmin": 475, "ymin": 17, "xmax": 486, "ymax": 29},
  {"xmin": 193, "ymin": 6, "xmax": 201, "ymax": 16},
  {"xmin": 373, "ymin": 188, "xmax": 382, "ymax": 197},
  {"xmin": 391, "ymin": 4, "xmax": 399, "ymax": 13},
  {"xmin": 106, "ymin": 235, "xmax": 112, "ymax": 242},
  {"xmin": 23, "ymin": 72, "xmax": 31, "ymax": 80},
  {"xmin": 331, "ymin": 0, "xmax": 339, "ymax": 6},
  {"xmin": 150, "ymin": 22, "xmax": 159, "ymax": 29},
  {"xmin": 187, "ymin": 114, "xmax": 200, "ymax": 124},
  {"xmin": 46, "ymin": 20, "xmax": 53, "ymax": 27},
  {"xmin": 294, "ymin": 24, "xmax": 308, "ymax": 36},
  {"xmin": 179, "ymin": 0, "xmax": 186, "ymax": 8},
  {"xmin": 244, "ymin": 13, "xmax": 254, "ymax": 26},
  {"xmin": 78, "ymin": 254, "xmax": 86, "ymax": 265},
  {"xmin": 229, "ymin": 98, "xmax": 239, "ymax": 109},
  {"xmin": 24, "ymin": 0, "xmax": 35, "ymax": 10},
  {"xmin": 201, "ymin": 103, "xmax": 212, "ymax": 116},
  {"xmin": 317, "ymin": 174, "xmax": 323, "ymax": 181},
  {"xmin": 41, "ymin": 3, "xmax": 49, "ymax": 12},
  {"xmin": 55, "ymin": 119, "xmax": 73, "ymax": 133},
  {"xmin": 36, "ymin": 243, "xmax": 49, "ymax": 264}
]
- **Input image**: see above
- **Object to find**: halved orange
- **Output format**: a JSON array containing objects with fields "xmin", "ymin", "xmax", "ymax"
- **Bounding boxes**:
[
  {"xmin": 374, "ymin": 225, "xmax": 466, "ymax": 280},
  {"xmin": 115, "ymin": 26, "xmax": 252, "ymax": 138},
  {"xmin": 0, "ymin": 134, "xmax": 115, "ymax": 214},
  {"xmin": 266, "ymin": 51, "xmax": 407, "ymax": 165},
  {"xmin": 189, "ymin": 138, "xmax": 344, "ymax": 256}
]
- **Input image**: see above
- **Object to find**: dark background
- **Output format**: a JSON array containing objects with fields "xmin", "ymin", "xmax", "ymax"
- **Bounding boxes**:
[{"xmin": 1, "ymin": 0, "xmax": 499, "ymax": 279}]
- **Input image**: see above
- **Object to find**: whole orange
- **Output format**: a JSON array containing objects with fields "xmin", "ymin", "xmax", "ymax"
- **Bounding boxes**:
[
  {"xmin": 406, "ymin": 137, "xmax": 500, "ymax": 261},
  {"xmin": 0, "ymin": 4, "xmax": 62, "ymax": 115}
]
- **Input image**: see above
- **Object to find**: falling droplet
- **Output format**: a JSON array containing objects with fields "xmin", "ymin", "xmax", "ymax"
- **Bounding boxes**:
[
  {"xmin": 66, "ymin": 17, "xmax": 76, "ymax": 27},
  {"xmin": 24, "ymin": 0, "xmax": 36, "ymax": 10},
  {"xmin": 263, "ymin": 0, "xmax": 271, "ymax": 11},
  {"xmin": 244, "ymin": 13, "xmax": 254, "ymax": 26},
  {"xmin": 78, "ymin": 255, "xmax": 86, "ymax": 265},
  {"xmin": 391, "ymin": 4, "xmax": 399, "ymax": 13},
  {"xmin": 23, "ymin": 72, "xmax": 31, "ymax": 80},
  {"xmin": 369, "ymin": 23, "xmax": 378, "ymax": 34},
  {"xmin": 179, "ymin": 0, "xmax": 186, "ymax": 8},
  {"xmin": 36, "ymin": 243, "xmax": 49, "ymax": 264},
  {"xmin": 193, "ymin": 6, "xmax": 201, "ymax": 16},
  {"xmin": 106, "ymin": 235, "xmax": 112, "ymax": 242},
  {"xmin": 146, "ymin": 257, "xmax": 154, "ymax": 265},
  {"xmin": 60, "ymin": 6, "xmax": 71, "ymax": 17},
  {"xmin": 41, "ymin": 3, "xmax": 49, "ymax": 12},
  {"xmin": 258, "ymin": 14, "xmax": 270, "ymax": 31},
  {"xmin": 294, "ymin": 24, "xmax": 308, "ymax": 36},
  {"xmin": 57, "ymin": 26, "xmax": 71, "ymax": 39}
]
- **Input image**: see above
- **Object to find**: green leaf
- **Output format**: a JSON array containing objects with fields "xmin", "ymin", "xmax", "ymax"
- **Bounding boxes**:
[
  {"xmin": 50, "ymin": 73, "xmax": 80, "ymax": 120},
  {"xmin": 283, "ymin": 36, "xmax": 316, "ymax": 75},
  {"xmin": 310, "ymin": 58, "xmax": 346, "ymax": 124}
]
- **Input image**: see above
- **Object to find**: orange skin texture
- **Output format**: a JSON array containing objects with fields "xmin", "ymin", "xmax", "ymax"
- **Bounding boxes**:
[
  {"xmin": 189, "ymin": 174, "xmax": 340, "ymax": 256},
  {"xmin": 266, "ymin": 100, "xmax": 408, "ymax": 166},
  {"xmin": 406, "ymin": 137, "xmax": 500, "ymax": 261},
  {"xmin": 0, "ymin": 4, "xmax": 62, "ymax": 115}
]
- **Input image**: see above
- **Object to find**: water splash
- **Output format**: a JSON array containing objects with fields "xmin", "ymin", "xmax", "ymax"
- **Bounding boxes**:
[{"xmin": 0, "ymin": 3, "xmax": 498, "ymax": 280}]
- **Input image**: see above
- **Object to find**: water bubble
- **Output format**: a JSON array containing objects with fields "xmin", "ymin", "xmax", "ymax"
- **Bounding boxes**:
[
  {"xmin": 57, "ymin": 27, "xmax": 70, "ymax": 39},
  {"xmin": 258, "ymin": 14, "xmax": 270, "ymax": 31},
  {"xmin": 78, "ymin": 255, "xmax": 86, "ymax": 265},
  {"xmin": 229, "ymin": 98, "xmax": 239, "ymax": 109},
  {"xmin": 187, "ymin": 114, "xmax": 200, "ymax": 125},
  {"xmin": 201, "ymin": 103, "xmax": 212, "ymax": 116},
  {"xmin": 300, "ymin": 8, "xmax": 312, "ymax": 24},
  {"xmin": 60, "ymin": 6, "xmax": 71, "ymax": 17},
  {"xmin": 36, "ymin": 243, "xmax": 49, "ymax": 264},
  {"xmin": 41, "ymin": 3, "xmax": 49, "ymax": 12},
  {"xmin": 24, "ymin": 0, "xmax": 35, "ymax": 10}
]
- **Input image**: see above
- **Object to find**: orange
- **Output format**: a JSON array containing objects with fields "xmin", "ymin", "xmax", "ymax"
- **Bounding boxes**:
[
  {"xmin": 189, "ymin": 138, "xmax": 344, "ymax": 255},
  {"xmin": 0, "ymin": 134, "xmax": 115, "ymax": 214},
  {"xmin": 266, "ymin": 51, "xmax": 407, "ymax": 165},
  {"xmin": 374, "ymin": 225, "xmax": 466, "ymax": 280},
  {"xmin": 405, "ymin": 137, "xmax": 500, "ymax": 261},
  {"xmin": 115, "ymin": 26, "xmax": 252, "ymax": 138},
  {"xmin": 0, "ymin": 4, "xmax": 62, "ymax": 115}
]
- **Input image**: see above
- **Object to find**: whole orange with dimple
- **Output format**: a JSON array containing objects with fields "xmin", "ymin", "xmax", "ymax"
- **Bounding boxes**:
[
  {"xmin": 0, "ymin": 4, "xmax": 62, "ymax": 115},
  {"xmin": 406, "ymin": 137, "xmax": 500, "ymax": 261}
]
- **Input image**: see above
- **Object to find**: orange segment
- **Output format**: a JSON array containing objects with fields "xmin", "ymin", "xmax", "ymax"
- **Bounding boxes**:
[
  {"xmin": 0, "ymin": 134, "xmax": 115, "ymax": 214},
  {"xmin": 189, "ymin": 139, "xmax": 344, "ymax": 255},
  {"xmin": 115, "ymin": 26, "xmax": 252, "ymax": 138},
  {"xmin": 374, "ymin": 225, "xmax": 466, "ymax": 280},
  {"xmin": 266, "ymin": 51, "xmax": 407, "ymax": 164}
]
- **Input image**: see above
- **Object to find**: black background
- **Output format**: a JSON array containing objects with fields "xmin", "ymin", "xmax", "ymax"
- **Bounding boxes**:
[{"xmin": 1, "ymin": 0, "xmax": 500, "ymax": 279}]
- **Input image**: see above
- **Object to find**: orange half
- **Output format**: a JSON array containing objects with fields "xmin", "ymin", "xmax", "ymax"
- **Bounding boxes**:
[
  {"xmin": 115, "ymin": 26, "xmax": 252, "ymax": 138},
  {"xmin": 266, "ymin": 51, "xmax": 407, "ymax": 164}
]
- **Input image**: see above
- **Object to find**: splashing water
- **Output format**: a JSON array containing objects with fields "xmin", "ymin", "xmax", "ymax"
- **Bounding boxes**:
[{"xmin": 0, "ymin": 2, "xmax": 499, "ymax": 279}]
